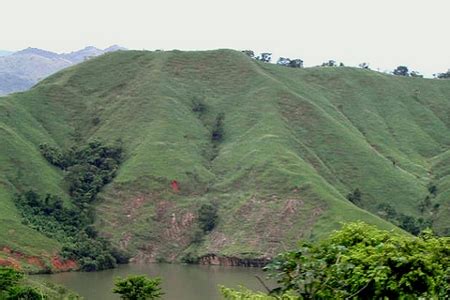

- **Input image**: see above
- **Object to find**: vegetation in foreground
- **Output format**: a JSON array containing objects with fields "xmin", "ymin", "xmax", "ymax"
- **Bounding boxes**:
[
  {"xmin": 0, "ymin": 267, "xmax": 80, "ymax": 299},
  {"xmin": 221, "ymin": 222, "xmax": 450, "ymax": 299},
  {"xmin": 113, "ymin": 275, "xmax": 163, "ymax": 300}
]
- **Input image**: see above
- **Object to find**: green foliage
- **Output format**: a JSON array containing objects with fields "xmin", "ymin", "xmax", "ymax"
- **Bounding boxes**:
[
  {"xmin": 393, "ymin": 66, "xmax": 409, "ymax": 76},
  {"xmin": 321, "ymin": 60, "xmax": 337, "ymax": 67},
  {"xmin": 436, "ymin": 69, "xmax": 450, "ymax": 79},
  {"xmin": 211, "ymin": 113, "xmax": 225, "ymax": 142},
  {"xmin": 219, "ymin": 285, "xmax": 297, "ymax": 300},
  {"xmin": 256, "ymin": 53, "xmax": 271, "ymax": 63},
  {"xmin": 376, "ymin": 202, "xmax": 433, "ymax": 235},
  {"xmin": 241, "ymin": 50, "xmax": 255, "ymax": 58},
  {"xmin": 60, "ymin": 233, "xmax": 117, "ymax": 272},
  {"xmin": 0, "ymin": 268, "xmax": 23, "ymax": 291},
  {"xmin": 113, "ymin": 275, "xmax": 163, "ymax": 300},
  {"xmin": 15, "ymin": 191, "xmax": 84, "ymax": 240},
  {"xmin": 15, "ymin": 190, "xmax": 124, "ymax": 271},
  {"xmin": 0, "ymin": 267, "xmax": 80, "ymax": 299},
  {"xmin": 192, "ymin": 98, "xmax": 207, "ymax": 115},
  {"xmin": 346, "ymin": 188, "xmax": 362, "ymax": 205},
  {"xmin": 410, "ymin": 71, "xmax": 423, "ymax": 78},
  {"xmin": 428, "ymin": 184, "xmax": 437, "ymax": 196},
  {"xmin": 6, "ymin": 285, "xmax": 43, "ymax": 299},
  {"xmin": 0, "ymin": 267, "xmax": 41, "ymax": 299},
  {"xmin": 198, "ymin": 203, "xmax": 218, "ymax": 232},
  {"xmin": 265, "ymin": 222, "xmax": 449, "ymax": 299},
  {"xmin": 63, "ymin": 141, "xmax": 123, "ymax": 204},
  {"xmin": 40, "ymin": 141, "xmax": 123, "ymax": 204},
  {"xmin": 15, "ymin": 141, "xmax": 127, "ymax": 271},
  {"xmin": 38, "ymin": 144, "xmax": 65, "ymax": 169}
]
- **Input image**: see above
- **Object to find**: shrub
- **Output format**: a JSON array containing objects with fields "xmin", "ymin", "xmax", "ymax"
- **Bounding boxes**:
[
  {"xmin": 264, "ymin": 222, "xmax": 449, "ymax": 299},
  {"xmin": 0, "ymin": 267, "xmax": 43, "ymax": 299},
  {"xmin": 211, "ymin": 113, "xmax": 225, "ymax": 142},
  {"xmin": 198, "ymin": 203, "xmax": 218, "ymax": 232},
  {"xmin": 393, "ymin": 66, "xmax": 409, "ymax": 76},
  {"xmin": 219, "ymin": 286, "xmax": 297, "ymax": 300},
  {"xmin": 113, "ymin": 275, "xmax": 163, "ymax": 299},
  {"xmin": 17, "ymin": 140, "xmax": 127, "ymax": 271},
  {"xmin": 346, "ymin": 188, "xmax": 362, "ymax": 205}
]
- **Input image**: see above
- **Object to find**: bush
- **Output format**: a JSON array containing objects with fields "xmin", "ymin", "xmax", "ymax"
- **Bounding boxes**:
[
  {"xmin": 17, "ymin": 140, "xmax": 126, "ymax": 271},
  {"xmin": 264, "ymin": 222, "xmax": 449, "ymax": 299},
  {"xmin": 7, "ymin": 286, "xmax": 42, "ymax": 299},
  {"xmin": 198, "ymin": 203, "xmax": 218, "ymax": 232},
  {"xmin": 211, "ymin": 113, "xmax": 225, "ymax": 142},
  {"xmin": 346, "ymin": 188, "xmax": 361, "ymax": 205},
  {"xmin": 113, "ymin": 275, "xmax": 163, "ymax": 299},
  {"xmin": 219, "ymin": 286, "xmax": 297, "ymax": 300},
  {"xmin": 393, "ymin": 66, "xmax": 409, "ymax": 76},
  {"xmin": 0, "ymin": 267, "xmax": 43, "ymax": 299}
]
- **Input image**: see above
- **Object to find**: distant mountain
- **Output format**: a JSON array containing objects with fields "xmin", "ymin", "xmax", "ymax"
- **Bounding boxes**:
[
  {"xmin": 0, "ymin": 45, "xmax": 127, "ymax": 95},
  {"xmin": 0, "ymin": 50, "xmax": 13, "ymax": 57},
  {"xmin": 104, "ymin": 44, "xmax": 127, "ymax": 52},
  {"xmin": 13, "ymin": 47, "xmax": 61, "ymax": 60},
  {"xmin": 61, "ymin": 46, "xmax": 105, "ymax": 63}
]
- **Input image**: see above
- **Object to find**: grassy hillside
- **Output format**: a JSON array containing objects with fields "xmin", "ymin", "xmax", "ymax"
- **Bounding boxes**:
[{"xmin": 1, "ymin": 49, "xmax": 449, "ymax": 266}]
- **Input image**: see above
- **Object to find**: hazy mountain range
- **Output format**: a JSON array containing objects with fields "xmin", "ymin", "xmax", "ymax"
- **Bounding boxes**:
[
  {"xmin": 0, "ymin": 50, "xmax": 13, "ymax": 57},
  {"xmin": 0, "ymin": 45, "xmax": 126, "ymax": 95}
]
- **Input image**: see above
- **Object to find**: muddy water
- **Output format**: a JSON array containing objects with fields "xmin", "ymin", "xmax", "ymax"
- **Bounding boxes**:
[{"xmin": 35, "ymin": 263, "xmax": 274, "ymax": 300}]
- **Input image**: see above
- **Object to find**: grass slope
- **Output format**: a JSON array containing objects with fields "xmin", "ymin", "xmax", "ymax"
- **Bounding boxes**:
[{"xmin": 1, "ymin": 49, "xmax": 449, "ymax": 265}]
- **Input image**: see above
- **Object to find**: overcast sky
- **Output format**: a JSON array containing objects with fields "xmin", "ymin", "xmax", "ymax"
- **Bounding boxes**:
[{"xmin": 2, "ymin": 0, "xmax": 449, "ymax": 76}]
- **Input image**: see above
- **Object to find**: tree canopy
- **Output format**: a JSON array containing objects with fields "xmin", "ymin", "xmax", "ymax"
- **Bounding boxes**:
[
  {"xmin": 264, "ymin": 222, "xmax": 449, "ymax": 299},
  {"xmin": 113, "ymin": 275, "xmax": 163, "ymax": 300},
  {"xmin": 221, "ymin": 222, "xmax": 449, "ymax": 299}
]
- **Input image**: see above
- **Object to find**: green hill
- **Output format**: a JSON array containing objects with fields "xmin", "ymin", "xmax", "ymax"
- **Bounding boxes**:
[{"xmin": 1, "ymin": 49, "xmax": 449, "ymax": 269}]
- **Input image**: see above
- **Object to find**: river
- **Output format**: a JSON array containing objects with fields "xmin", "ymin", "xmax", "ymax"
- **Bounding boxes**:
[{"xmin": 35, "ymin": 263, "xmax": 274, "ymax": 299}]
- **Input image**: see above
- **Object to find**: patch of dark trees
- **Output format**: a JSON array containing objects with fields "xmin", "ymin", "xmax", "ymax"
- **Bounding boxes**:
[
  {"xmin": 347, "ymin": 185, "xmax": 441, "ymax": 236},
  {"xmin": 15, "ymin": 141, "xmax": 129, "ymax": 272},
  {"xmin": 191, "ymin": 97, "xmax": 225, "ymax": 160}
]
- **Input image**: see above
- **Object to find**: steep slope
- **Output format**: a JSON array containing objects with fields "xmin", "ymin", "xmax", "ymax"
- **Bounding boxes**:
[{"xmin": 1, "ymin": 50, "xmax": 449, "ymax": 267}]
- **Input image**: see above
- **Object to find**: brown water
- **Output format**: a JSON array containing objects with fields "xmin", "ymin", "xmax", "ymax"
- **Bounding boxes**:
[{"xmin": 35, "ymin": 263, "xmax": 273, "ymax": 300}]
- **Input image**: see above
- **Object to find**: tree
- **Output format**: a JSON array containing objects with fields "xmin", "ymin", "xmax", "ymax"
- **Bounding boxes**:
[
  {"xmin": 436, "ymin": 69, "xmax": 450, "ymax": 79},
  {"xmin": 0, "ymin": 267, "xmax": 23, "ymax": 291},
  {"xmin": 241, "ymin": 50, "xmax": 255, "ymax": 58},
  {"xmin": 410, "ymin": 71, "xmax": 423, "ymax": 78},
  {"xmin": 321, "ymin": 60, "xmax": 336, "ymax": 67},
  {"xmin": 211, "ymin": 113, "xmax": 225, "ymax": 142},
  {"xmin": 113, "ymin": 275, "xmax": 163, "ymax": 300},
  {"xmin": 346, "ymin": 188, "xmax": 362, "ymax": 205},
  {"xmin": 276, "ymin": 57, "xmax": 291, "ymax": 66},
  {"xmin": 219, "ymin": 286, "xmax": 297, "ymax": 299},
  {"xmin": 264, "ymin": 222, "xmax": 449, "ymax": 299},
  {"xmin": 0, "ymin": 267, "xmax": 43, "ymax": 299},
  {"xmin": 256, "ymin": 53, "xmax": 272, "ymax": 63},
  {"xmin": 277, "ymin": 58, "xmax": 304, "ymax": 68},
  {"xmin": 289, "ymin": 59, "xmax": 303, "ymax": 68},
  {"xmin": 198, "ymin": 203, "xmax": 218, "ymax": 232},
  {"xmin": 359, "ymin": 62, "xmax": 369, "ymax": 69},
  {"xmin": 393, "ymin": 65, "xmax": 409, "ymax": 76}
]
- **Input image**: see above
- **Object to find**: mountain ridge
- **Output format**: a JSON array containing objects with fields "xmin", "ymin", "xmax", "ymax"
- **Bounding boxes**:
[
  {"xmin": 0, "ymin": 49, "xmax": 449, "ymax": 270},
  {"xmin": 0, "ymin": 45, "xmax": 127, "ymax": 96}
]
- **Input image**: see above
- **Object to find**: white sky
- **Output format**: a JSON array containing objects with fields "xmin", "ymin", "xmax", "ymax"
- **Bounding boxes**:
[{"xmin": 1, "ymin": 0, "xmax": 449, "ymax": 76}]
